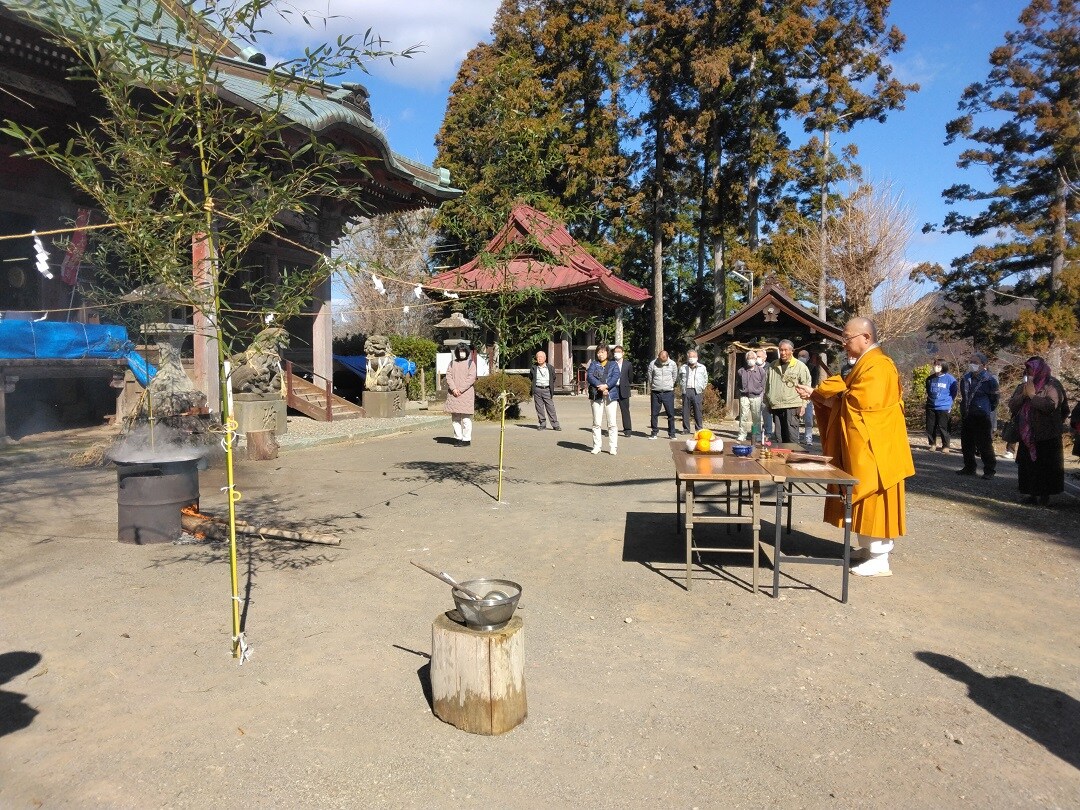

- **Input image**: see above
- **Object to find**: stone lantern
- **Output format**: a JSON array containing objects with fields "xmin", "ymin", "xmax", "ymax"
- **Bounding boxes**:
[{"xmin": 434, "ymin": 307, "xmax": 478, "ymax": 350}]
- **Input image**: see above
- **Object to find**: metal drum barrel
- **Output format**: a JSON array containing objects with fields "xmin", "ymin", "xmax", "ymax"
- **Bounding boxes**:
[{"xmin": 115, "ymin": 458, "xmax": 200, "ymax": 544}]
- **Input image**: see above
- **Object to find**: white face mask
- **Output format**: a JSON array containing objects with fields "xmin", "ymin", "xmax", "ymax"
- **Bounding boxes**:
[
  {"xmin": 756, "ymin": 358, "xmax": 765, "ymax": 366},
  {"xmin": 969, "ymin": 363, "xmax": 981, "ymax": 374},
  {"xmin": 613, "ymin": 352, "xmax": 623, "ymax": 361},
  {"xmin": 933, "ymin": 365, "xmax": 942, "ymax": 374},
  {"xmin": 688, "ymin": 357, "xmax": 698, "ymax": 366}
]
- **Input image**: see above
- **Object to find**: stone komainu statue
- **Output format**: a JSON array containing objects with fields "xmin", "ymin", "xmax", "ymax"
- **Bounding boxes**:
[
  {"xmin": 230, "ymin": 326, "xmax": 288, "ymax": 396},
  {"xmin": 364, "ymin": 334, "xmax": 405, "ymax": 391}
]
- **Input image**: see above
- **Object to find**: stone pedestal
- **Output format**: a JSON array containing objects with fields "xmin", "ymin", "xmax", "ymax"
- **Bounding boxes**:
[
  {"xmin": 431, "ymin": 613, "xmax": 526, "ymax": 735},
  {"xmin": 233, "ymin": 394, "xmax": 287, "ymax": 434},
  {"xmin": 362, "ymin": 389, "xmax": 405, "ymax": 418}
]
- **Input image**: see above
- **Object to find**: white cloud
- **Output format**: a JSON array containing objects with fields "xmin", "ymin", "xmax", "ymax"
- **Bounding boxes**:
[{"xmin": 261, "ymin": 0, "xmax": 500, "ymax": 90}]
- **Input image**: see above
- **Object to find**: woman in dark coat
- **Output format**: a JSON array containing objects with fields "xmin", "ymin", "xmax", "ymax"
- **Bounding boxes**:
[{"xmin": 1007, "ymin": 357, "xmax": 1067, "ymax": 505}]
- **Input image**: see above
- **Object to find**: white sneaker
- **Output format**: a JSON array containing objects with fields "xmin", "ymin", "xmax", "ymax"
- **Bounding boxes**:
[
  {"xmin": 610, "ymin": 448, "xmax": 618, "ymax": 456},
  {"xmin": 850, "ymin": 554, "xmax": 892, "ymax": 577},
  {"xmin": 1003, "ymin": 451, "xmax": 1014, "ymax": 460},
  {"xmin": 648, "ymin": 434, "xmax": 658, "ymax": 440},
  {"xmin": 590, "ymin": 447, "xmax": 601, "ymax": 455}
]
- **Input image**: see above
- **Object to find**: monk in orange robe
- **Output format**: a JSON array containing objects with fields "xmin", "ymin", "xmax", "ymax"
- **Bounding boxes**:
[{"xmin": 795, "ymin": 317, "xmax": 915, "ymax": 577}]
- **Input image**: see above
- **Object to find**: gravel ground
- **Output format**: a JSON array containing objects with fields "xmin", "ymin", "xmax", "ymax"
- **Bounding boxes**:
[{"xmin": 2, "ymin": 396, "xmax": 1079, "ymax": 808}]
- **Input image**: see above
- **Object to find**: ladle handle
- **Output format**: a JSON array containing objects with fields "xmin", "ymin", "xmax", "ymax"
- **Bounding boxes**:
[{"xmin": 410, "ymin": 561, "xmax": 485, "ymax": 601}]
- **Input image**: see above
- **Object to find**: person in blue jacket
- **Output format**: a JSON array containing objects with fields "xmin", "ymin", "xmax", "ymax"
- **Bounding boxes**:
[
  {"xmin": 925, "ymin": 358, "xmax": 958, "ymax": 452},
  {"xmin": 586, "ymin": 344, "xmax": 621, "ymax": 455}
]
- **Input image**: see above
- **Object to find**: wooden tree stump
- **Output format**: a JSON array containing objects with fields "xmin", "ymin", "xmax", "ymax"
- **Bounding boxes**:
[
  {"xmin": 245, "ymin": 429, "xmax": 278, "ymax": 461},
  {"xmin": 431, "ymin": 613, "xmax": 526, "ymax": 735}
]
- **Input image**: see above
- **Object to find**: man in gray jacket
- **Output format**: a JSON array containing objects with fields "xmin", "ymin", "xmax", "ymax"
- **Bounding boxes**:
[
  {"xmin": 764, "ymin": 339, "xmax": 811, "ymax": 444},
  {"xmin": 646, "ymin": 349, "xmax": 678, "ymax": 440},
  {"xmin": 679, "ymin": 349, "xmax": 709, "ymax": 434}
]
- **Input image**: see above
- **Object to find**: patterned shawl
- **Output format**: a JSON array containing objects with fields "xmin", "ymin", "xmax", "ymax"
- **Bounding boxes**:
[{"xmin": 1018, "ymin": 358, "xmax": 1050, "ymax": 460}]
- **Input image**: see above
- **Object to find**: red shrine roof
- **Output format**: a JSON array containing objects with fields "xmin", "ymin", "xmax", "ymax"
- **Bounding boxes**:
[{"xmin": 429, "ymin": 205, "xmax": 650, "ymax": 307}]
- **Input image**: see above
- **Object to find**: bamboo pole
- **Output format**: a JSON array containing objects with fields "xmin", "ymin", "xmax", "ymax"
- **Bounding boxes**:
[
  {"xmin": 497, "ymin": 390, "xmax": 506, "ymax": 502},
  {"xmin": 192, "ymin": 46, "xmax": 244, "ymax": 662}
]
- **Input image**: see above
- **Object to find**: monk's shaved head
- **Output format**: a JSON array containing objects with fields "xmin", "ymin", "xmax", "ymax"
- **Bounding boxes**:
[{"xmin": 846, "ymin": 316, "xmax": 877, "ymax": 344}]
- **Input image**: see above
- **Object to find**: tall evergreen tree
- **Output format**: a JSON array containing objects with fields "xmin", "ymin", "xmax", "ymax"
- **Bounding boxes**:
[
  {"xmin": 435, "ymin": 0, "xmax": 628, "ymax": 265},
  {"xmin": 922, "ymin": 0, "xmax": 1080, "ymax": 352}
]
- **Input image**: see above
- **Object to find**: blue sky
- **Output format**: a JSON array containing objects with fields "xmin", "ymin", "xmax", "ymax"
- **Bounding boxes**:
[{"xmin": 281, "ymin": 1, "xmax": 1031, "ymax": 273}]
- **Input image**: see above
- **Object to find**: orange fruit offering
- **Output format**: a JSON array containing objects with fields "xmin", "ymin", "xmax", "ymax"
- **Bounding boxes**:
[
  {"xmin": 695, "ymin": 429, "xmax": 714, "ymax": 441},
  {"xmin": 695, "ymin": 438, "xmax": 711, "ymax": 452}
]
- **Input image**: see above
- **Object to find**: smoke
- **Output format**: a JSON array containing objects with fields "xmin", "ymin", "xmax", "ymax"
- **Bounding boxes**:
[{"xmin": 108, "ymin": 424, "xmax": 220, "ymax": 466}]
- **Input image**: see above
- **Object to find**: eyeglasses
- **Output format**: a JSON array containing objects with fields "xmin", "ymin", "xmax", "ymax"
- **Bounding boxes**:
[{"xmin": 840, "ymin": 333, "xmax": 866, "ymax": 345}]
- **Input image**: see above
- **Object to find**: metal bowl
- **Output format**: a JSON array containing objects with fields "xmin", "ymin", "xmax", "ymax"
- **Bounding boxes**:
[
  {"xmin": 731, "ymin": 444, "xmax": 753, "ymax": 457},
  {"xmin": 452, "ymin": 578, "xmax": 522, "ymax": 631}
]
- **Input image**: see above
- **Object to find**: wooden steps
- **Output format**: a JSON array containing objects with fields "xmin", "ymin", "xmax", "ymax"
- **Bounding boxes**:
[{"xmin": 284, "ymin": 364, "xmax": 364, "ymax": 422}]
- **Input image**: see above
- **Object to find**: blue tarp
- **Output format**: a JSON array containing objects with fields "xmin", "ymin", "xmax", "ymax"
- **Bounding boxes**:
[
  {"xmin": 0, "ymin": 321, "xmax": 156, "ymax": 385},
  {"xmin": 334, "ymin": 354, "xmax": 416, "ymax": 381}
]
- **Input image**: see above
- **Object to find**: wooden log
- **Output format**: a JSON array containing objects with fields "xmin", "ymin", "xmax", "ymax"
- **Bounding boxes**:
[
  {"xmin": 430, "ymin": 613, "xmax": 526, "ymax": 735},
  {"xmin": 245, "ymin": 429, "xmax": 279, "ymax": 461},
  {"xmin": 180, "ymin": 512, "xmax": 341, "ymax": 546}
]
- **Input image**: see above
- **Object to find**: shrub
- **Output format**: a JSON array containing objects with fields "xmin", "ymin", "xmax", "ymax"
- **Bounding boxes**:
[
  {"xmin": 702, "ymin": 383, "xmax": 725, "ymax": 422},
  {"xmin": 475, "ymin": 373, "xmax": 532, "ymax": 420},
  {"xmin": 390, "ymin": 335, "xmax": 438, "ymax": 400},
  {"xmin": 905, "ymin": 364, "xmax": 932, "ymax": 430}
]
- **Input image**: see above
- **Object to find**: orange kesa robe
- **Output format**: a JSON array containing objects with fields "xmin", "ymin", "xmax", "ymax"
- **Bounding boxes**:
[{"xmin": 810, "ymin": 346, "xmax": 915, "ymax": 539}]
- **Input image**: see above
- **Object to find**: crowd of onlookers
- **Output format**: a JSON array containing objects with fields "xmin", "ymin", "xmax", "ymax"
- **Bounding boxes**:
[
  {"xmin": 443, "ymin": 339, "xmax": 1079, "ymax": 505},
  {"xmin": 922, "ymin": 352, "xmax": 1078, "ymax": 505}
]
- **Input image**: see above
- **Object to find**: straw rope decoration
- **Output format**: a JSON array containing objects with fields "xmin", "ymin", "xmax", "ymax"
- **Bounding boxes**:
[{"xmin": 0, "ymin": 214, "xmax": 479, "ymax": 318}]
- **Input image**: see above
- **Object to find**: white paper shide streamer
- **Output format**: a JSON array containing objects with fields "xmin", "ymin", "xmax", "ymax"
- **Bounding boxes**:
[{"xmin": 32, "ymin": 231, "xmax": 53, "ymax": 279}]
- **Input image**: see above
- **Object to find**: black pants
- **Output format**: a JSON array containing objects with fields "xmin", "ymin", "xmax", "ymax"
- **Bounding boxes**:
[
  {"xmin": 926, "ymin": 408, "xmax": 951, "ymax": 447},
  {"xmin": 771, "ymin": 407, "xmax": 800, "ymax": 444},
  {"xmin": 618, "ymin": 394, "xmax": 632, "ymax": 433},
  {"xmin": 650, "ymin": 390, "xmax": 676, "ymax": 437},
  {"xmin": 960, "ymin": 412, "xmax": 995, "ymax": 474},
  {"xmin": 682, "ymin": 391, "xmax": 703, "ymax": 432}
]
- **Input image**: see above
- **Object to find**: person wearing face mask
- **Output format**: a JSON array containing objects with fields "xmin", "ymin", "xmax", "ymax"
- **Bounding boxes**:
[
  {"xmin": 795, "ymin": 316, "xmax": 915, "ymax": 578},
  {"xmin": 924, "ymin": 358, "xmax": 958, "ymax": 452},
  {"xmin": 586, "ymin": 344, "xmax": 621, "ymax": 455},
  {"xmin": 956, "ymin": 352, "xmax": 999, "ymax": 479},
  {"xmin": 678, "ymin": 349, "xmax": 709, "ymax": 434},
  {"xmin": 444, "ymin": 342, "xmax": 477, "ymax": 447},
  {"xmin": 764, "ymin": 339, "xmax": 811, "ymax": 444},
  {"xmin": 1007, "ymin": 357, "xmax": 1068, "ymax": 506},
  {"xmin": 735, "ymin": 349, "xmax": 767, "ymax": 441},
  {"xmin": 612, "ymin": 345, "xmax": 634, "ymax": 438}
]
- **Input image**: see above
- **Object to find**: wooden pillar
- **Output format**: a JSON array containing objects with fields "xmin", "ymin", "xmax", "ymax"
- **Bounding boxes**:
[
  {"xmin": 431, "ymin": 614, "xmax": 526, "ymax": 735},
  {"xmin": 191, "ymin": 233, "xmax": 220, "ymax": 414},
  {"xmin": 726, "ymin": 345, "xmax": 737, "ymax": 419},
  {"xmin": 311, "ymin": 273, "xmax": 333, "ymax": 385},
  {"xmin": 559, "ymin": 333, "xmax": 571, "ymax": 391}
]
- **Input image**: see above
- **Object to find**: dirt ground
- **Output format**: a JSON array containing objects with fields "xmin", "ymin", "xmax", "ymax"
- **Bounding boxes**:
[{"xmin": 2, "ymin": 397, "xmax": 1079, "ymax": 809}]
